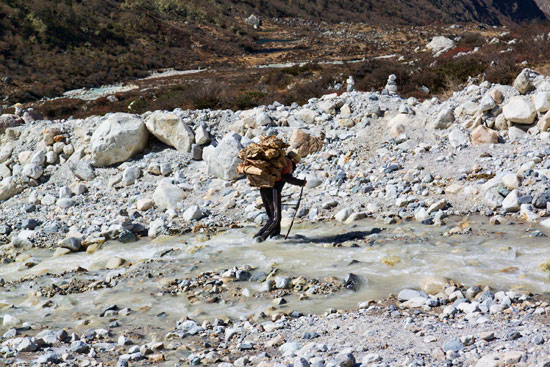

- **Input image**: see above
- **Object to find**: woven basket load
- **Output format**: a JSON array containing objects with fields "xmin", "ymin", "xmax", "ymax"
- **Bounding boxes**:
[{"xmin": 237, "ymin": 136, "xmax": 289, "ymax": 188}]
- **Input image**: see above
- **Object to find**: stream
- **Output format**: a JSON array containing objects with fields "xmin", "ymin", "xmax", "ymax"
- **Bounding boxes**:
[{"xmin": 1, "ymin": 217, "xmax": 550, "ymax": 336}]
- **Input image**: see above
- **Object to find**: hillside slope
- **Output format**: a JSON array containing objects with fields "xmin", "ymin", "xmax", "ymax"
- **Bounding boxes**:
[{"xmin": 0, "ymin": 0, "xmax": 547, "ymax": 104}]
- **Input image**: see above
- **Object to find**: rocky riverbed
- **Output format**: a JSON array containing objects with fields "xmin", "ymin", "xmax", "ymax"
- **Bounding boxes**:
[{"xmin": 2, "ymin": 68, "xmax": 550, "ymax": 365}]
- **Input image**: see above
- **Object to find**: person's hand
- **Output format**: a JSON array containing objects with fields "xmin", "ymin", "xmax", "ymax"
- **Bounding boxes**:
[{"xmin": 301, "ymin": 180, "xmax": 307, "ymax": 187}]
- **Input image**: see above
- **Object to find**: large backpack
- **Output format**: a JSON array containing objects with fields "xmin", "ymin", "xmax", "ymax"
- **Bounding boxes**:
[{"xmin": 237, "ymin": 136, "xmax": 289, "ymax": 188}]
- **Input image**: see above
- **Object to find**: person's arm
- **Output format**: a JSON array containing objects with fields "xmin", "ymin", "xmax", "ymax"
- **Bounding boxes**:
[{"xmin": 282, "ymin": 173, "xmax": 306, "ymax": 187}]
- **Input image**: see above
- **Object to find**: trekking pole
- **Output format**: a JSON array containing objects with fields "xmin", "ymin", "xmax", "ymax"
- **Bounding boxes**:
[{"xmin": 285, "ymin": 186, "xmax": 304, "ymax": 240}]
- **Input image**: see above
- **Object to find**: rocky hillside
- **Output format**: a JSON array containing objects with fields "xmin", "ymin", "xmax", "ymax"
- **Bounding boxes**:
[{"xmin": 0, "ymin": 0, "xmax": 547, "ymax": 105}]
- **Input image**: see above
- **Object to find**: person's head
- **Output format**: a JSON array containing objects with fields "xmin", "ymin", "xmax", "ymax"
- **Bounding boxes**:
[{"xmin": 287, "ymin": 150, "xmax": 301, "ymax": 168}]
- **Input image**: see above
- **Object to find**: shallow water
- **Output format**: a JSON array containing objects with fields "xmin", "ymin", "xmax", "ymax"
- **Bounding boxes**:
[{"xmin": 1, "ymin": 217, "xmax": 550, "ymax": 334}]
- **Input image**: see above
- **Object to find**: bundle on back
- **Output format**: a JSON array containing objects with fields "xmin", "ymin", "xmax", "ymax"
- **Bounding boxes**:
[{"xmin": 237, "ymin": 136, "xmax": 289, "ymax": 188}]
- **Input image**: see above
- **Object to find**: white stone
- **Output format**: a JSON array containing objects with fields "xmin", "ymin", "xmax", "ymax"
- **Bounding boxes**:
[
  {"xmin": 148, "ymin": 219, "xmax": 166, "ymax": 237},
  {"xmin": 0, "ymin": 146, "xmax": 12, "ymax": 163},
  {"xmin": 206, "ymin": 132, "xmax": 244, "ymax": 181},
  {"xmin": 0, "ymin": 164, "xmax": 10, "ymax": 179},
  {"xmin": 152, "ymin": 179, "xmax": 186, "ymax": 210},
  {"xmin": 255, "ymin": 111, "xmax": 272, "ymax": 126},
  {"xmin": 398, "ymin": 289, "xmax": 421, "ymax": 301},
  {"xmin": 502, "ymin": 173, "xmax": 520, "ymax": 190},
  {"xmin": 335, "ymin": 208, "xmax": 353, "ymax": 222},
  {"xmin": 508, "ymin": 126, "xmax": 527, "ymax": 140},
  {"xmin": 144, "ymin": 111, "xmax": 195, "ymax": 152},
  {"xmin": 136, "ymin": 199, "xmax": 154, "ymax": 211},
  {"xmin": 415, "ymin": 207, "xmax": 429, "ymax": 222},
  {"xmin": 90, "ymin": 113, "xmax": 149, "ymax": 166},
  {"xmin": 532, "ymin": 92, "xmax": 550, "ymax": 112},
  {"xmin": 295, "ymin": 109, "xmax": 317, "ymax": 124},
  {"xmin": 122, "ymin": 166, "xmax": 140, "ymax": 186},
  {"xmin": 426, "ymin": 36, "xmax": 455, "ymax": 55},
  {"xmin": 502, "ymin": 96, "xmax": 537, "ymax": 124},
  {"xmin": 18, "ymin": 150, "xmax": 33, "ymax": 164},
  {"xmin": 448, "ymin": 129, "xmax": 469, "ymax": 148},
  {"xmin": 479, "ymin": 95, "xmax": 496, "ymax": 112},
  {"xmin": 195, "ymin": 125, "xmax": 211, "ymax": 145},
  {"xmin": 22, "ymin": 164, "xmax": 43, "ymax": 180},
  {"xmin": 2, "ymin": 314, "xmax": 21, "ymax": 327},
  {"xmin": 433, "ymin": 108, "xmax": 454, "ymax": 129},
  {"xmin": 31, "ymin": 150, "xmax": 46, "ymax": 165},
  {"xmin": 45, "ymin": 151, "xmax": 57, "ymax": 164},
  {"xmin": 183, "ymin": 205, "xmax": 203, "ymax": 221}
]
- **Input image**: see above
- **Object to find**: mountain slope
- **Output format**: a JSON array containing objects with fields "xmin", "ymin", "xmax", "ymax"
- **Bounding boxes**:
[{"xmin": 0, "ymin": 0, "xmax": 547, "ymax": 104}]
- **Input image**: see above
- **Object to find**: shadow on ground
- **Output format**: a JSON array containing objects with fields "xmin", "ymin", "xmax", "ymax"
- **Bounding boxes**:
[{"xmin": 287, "ymin": 228, "xmax": 383, "ymax": 245}]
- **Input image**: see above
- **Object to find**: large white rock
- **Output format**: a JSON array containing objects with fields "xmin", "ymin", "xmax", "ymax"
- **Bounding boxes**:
[
  {"xmin": 532, "ymin": 92, "xmax": 550, "ymax": 113},
  {"xmin": 207, "ymin": 132, "xmax": 244, "ymax": 181},
  {"xmin": 0, "ymin": 176, "xmax": 25, "ymax": 201},
  {"xmin": 152, "ymin": 179, "xmax": 186, "ymax": 210},
  {"xmin": 144, "ymin": 111, "xmax": 195, "ymax": 152},
  {"xmin": 502, "ymin": 96, "xmax": 536, "ymax": 124},
  {"xmin": 22, "ymin": 164, "xmax": 43, "ymax": 180},
  {"xmin": 426, "ymin": 36, "xmax": 455, "ymax": 55},
  {"xmin": 90, "ymin": 113, "xmax": 149, "ymax": 167}
]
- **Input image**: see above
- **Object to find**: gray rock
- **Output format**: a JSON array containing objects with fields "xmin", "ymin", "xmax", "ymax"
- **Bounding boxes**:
[
  {"xmin": 443, "ymin": 338, "xmax": 464, "ymax": 352},
  {"xmin": 71, "ymin": 340, "xmax": 90, "ymax": 353},
  {"xmin": 69, "ymin": 161, "xmax": 96, "ymax": 181},
  {"xmin": 191, "ymin": 144, "xmax": 203, "ymax": 161},
  {"xmin": 275, "ymin": 276, "xmax": 291, "ymax": 289},
  {"xmin": 183, "ymin": 205, "xmax": 203, "ymax": 221},
  {"xmin": 16, "ymin": 337, "xmax": 37, "ymax": 352},
  {"xmin": 59, "ymin": 237, "xmax": 82, "ymax": 252},
  {"xmin": 334, "ymin": 352, "xmax": 356, "ymax": 367},
  {"xmin": 122, "ymin": 166, "xmax": 140, "ymax": 186}
]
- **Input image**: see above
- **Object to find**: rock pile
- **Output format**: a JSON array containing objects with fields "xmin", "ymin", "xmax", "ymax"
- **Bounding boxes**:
[{"xmin": 2, "ymin": 68, "xmax": 550, "ymax": 260}]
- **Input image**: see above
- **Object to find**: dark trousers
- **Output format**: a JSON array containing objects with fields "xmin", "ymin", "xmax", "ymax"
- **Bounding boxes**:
[{"xmin": 256, "ymin": 181, "xmax": 285, "ymax": 240}]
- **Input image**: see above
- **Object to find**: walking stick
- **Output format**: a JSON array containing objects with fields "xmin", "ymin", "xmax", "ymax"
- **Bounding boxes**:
[{"xmin": 285, "ymin": 186, "xmax": 304, "ymax": 240}]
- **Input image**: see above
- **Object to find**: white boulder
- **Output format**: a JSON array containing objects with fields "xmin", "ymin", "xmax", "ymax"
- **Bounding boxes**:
[
  {"xmin": 502, "ymin": 96, "xmax": 536, "ymax": 124},
  {"xmin": 90, "ymin": 113, "xmax": 149, "ymax": 167},
  {"xmin": 207, "ymin": 132, "xmax": 244, "ymax": 181},
  {"xmin": 145, "ymin": 111, "xmax": 195, "ymax": 152},
  {"xmin": 532, "ymin": 92, "xmax": 550, "ymax": 113},
  {"xmin": 426, "ymin": 36, "xmax": 455, "ymax": 55}
]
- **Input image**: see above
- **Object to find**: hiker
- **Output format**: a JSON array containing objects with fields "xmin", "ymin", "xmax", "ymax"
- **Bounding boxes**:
[{"xmin": 254, "ymin": 151, "xmax": 306, "ymax": 242}]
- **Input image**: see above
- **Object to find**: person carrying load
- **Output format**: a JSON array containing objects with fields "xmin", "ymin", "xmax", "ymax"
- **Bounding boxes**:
[{"xmin": 237, "ymin": 136, "xmax": 306, "ymax": 242}]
